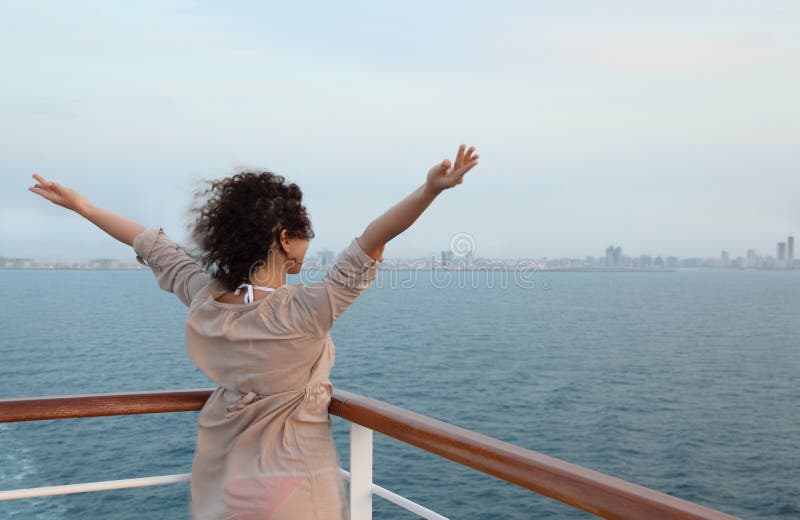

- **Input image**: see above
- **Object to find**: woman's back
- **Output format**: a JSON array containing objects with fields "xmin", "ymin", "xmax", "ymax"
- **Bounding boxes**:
[{"xmin": 134, "ymin": 226, "xmax": 381, "ymax": 519}]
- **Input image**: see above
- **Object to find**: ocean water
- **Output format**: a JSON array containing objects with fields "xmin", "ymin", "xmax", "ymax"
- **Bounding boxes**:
[{"xmin": 0, "ymin": 268, "xmax": 798, "ymax": 519}]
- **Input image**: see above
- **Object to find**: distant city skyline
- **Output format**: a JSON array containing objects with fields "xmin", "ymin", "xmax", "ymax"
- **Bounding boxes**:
[{"xmin": 3, "ymin": 232, "xmax": 796, "ymax": 270}]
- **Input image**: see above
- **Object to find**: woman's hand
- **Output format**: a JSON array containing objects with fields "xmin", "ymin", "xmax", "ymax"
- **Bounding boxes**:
[
  {"xmin": 28, "ymin": 173, "xmax": 91, "ymax": 215},
  {"xmin": 425, "ymin": 144, "xmax": 479, "ymax": 195},
  {"xmin": 28, "ymin": 173, "xmax": 145, "ymax": 246}
]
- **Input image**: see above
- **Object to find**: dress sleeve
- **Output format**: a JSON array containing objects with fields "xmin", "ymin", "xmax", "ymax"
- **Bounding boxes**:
[
  {"xmin": 133, "ymin": 227, "xmax": 212, "ymax": 308},
  {"xmin": 284, "ymin": 236, "xmax": 382, "ymax": 337}
]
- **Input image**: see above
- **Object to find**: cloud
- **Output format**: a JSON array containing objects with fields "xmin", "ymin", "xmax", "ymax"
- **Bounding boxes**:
[
  {"xmin": 508, "ymin": 33, "xmax": 774, "ymax": 73},
  {"xmin": 572, "ymin": 36, "xmax": 770, "ymax": 72},
  {"xmin": 11, "ymin": 99, "xmax": 82, "ymax": 118}
]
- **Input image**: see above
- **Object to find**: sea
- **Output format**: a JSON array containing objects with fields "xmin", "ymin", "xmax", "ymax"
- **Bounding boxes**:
[{"xmin": 0, "ymin": 268, "xmax": 798, "ymax": 519}]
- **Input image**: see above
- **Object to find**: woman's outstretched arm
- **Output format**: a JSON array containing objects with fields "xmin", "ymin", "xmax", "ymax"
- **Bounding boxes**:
[
  {"xmin": 28, "ymin": 173, "xmax": 145, "ymax": 246},
  {"xmin": 29, "ymin": 173, "xmax": 210, "ymax": 306},
  {"xmin": 357, "ymin": 144, "xmax": 479, "ymax": 260}
]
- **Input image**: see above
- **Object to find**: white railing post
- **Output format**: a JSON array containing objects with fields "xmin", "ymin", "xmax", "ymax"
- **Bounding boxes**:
[{"xmin": 349, "ymin": 422, "xmax": 373, "ymax": 520}]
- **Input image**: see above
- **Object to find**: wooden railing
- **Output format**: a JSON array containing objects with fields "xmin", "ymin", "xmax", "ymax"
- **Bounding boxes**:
[{"xmin": 0, "ymin": 389, "xmax": 740, "ymax": 520}]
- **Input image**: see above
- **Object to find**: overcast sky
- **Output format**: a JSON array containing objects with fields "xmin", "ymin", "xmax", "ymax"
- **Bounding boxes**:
[{"xmin": 1, "ymin": 1, "xmax": 798, "ymax": 262}]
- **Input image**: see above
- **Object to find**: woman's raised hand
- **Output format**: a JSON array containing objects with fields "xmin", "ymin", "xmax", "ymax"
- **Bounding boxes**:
[
  {"xmin": 425, "ymin": 144, "xmax": 479, "ymax": 194},
  {"xmin": 28, "ymin": 173, "xmax": 90, "ymax": 215}
]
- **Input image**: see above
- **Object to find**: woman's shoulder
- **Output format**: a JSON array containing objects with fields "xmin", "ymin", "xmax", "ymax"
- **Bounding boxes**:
[{"xmin": 257, "ymin": 283, "xmax": 331, "ymax": 337}]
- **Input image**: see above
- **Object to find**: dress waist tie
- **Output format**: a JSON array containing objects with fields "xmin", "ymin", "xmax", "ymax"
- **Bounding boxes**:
[
  {"xmin": 225, "ymin": 391, "xmax": 263, "ymax": 418},
  {"xmin": 224, "ymin": 383, "xmax": 330, "ymax": 419}
]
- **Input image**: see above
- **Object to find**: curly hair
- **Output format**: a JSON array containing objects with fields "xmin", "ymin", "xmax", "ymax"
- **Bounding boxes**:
[{"xmin": 190, "ymin": 170, "xmax": 314, "ymax": 292}]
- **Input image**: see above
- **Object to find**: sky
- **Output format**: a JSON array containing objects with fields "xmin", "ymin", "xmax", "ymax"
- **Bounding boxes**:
[{"xmin": 1, "ymin": 0, "xmax": 798, "ymax": 262}]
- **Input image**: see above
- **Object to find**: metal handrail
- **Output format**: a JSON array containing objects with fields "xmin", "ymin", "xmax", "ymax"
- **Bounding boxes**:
[{"xmin": 0, "ymin": 389, "xmax": 740, "ymax": 520}]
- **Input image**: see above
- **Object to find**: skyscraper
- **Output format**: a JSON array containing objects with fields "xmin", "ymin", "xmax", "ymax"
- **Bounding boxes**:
[
  {"xmin": 319, "ymin": 250, "xmax": 335, "ymax": 267},
  {"xmin": 604, "ymin": 246, "xmax": 622, "ymax": 266},
  {"xmin": 777, "ymin": 242, "xmax": 787, "ymax": 264},
  {"xmin": 746, "ymin": 249, "xmax": 757, "ymax": 268},
  {"xmin": 788, "ymin": 236, "xmax": 795, "ymax": 268},
  {"xmin": 441, "ymin": 250, "xmax": 455, "ymax": 266}
]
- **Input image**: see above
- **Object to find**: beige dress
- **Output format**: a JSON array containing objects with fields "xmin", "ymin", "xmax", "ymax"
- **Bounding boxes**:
[{"xmin": 133, "ymin": 227, "xmax": 382, "ymax": 520}]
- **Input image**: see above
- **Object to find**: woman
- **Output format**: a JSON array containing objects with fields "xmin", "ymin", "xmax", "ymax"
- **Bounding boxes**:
[{"xmin": 29, "ymin": 144, "xmax": 479, "ymax": 519}]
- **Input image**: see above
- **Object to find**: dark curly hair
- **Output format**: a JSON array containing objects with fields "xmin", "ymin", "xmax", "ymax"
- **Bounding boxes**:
[{"xmin": 190, "ymin": 170, "xmax": 314, "ymax": 291}]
